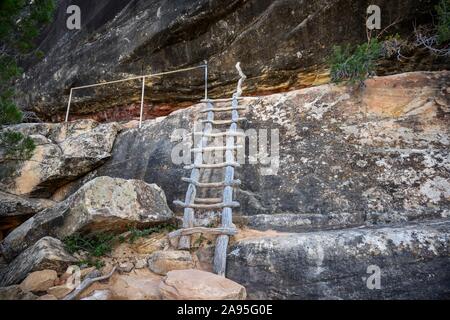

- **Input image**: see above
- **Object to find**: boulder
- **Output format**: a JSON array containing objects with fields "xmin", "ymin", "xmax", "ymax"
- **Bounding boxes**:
[
  {"xmin": 0, "ymin": 285, "xmax": 38, "ymax": 300},
  {"xmin": 0, "ymin": 191, "xmax": 54, "ymax": 217},
  {"xmin": 0, "ymin": 237, "xmax": 77, "ymax": 287},
  {"xmin": 148, "ymin": 250, "xmax": 195, "ymax": 275},
  {"xmin": 19, "ymin": 270, "xmax": 58, "ymax": 293},
  {"xmin": 134, "ymin": 258, "xmax": 148, "ymax": 269},
  {"xmin": 226, "ymin": 219, "xmax": 450, "ymax": 299},
  {"xmin": 109, "ymin": 270, "xmax": 162, "ymax": 300},
  {"xmin": 0, "ymin": 176, "xmax": 173, "ymax": 261},
  {"xmin": 159, "ymin": 269, "xmax": 246, "ymax": 300},
  {"xmin": 117, "ymin": 261, "xmax": 134, "ymax": 273},
  {"xmin": 0, "ymin": 120, "xmax": 120, "ymax": 197}
]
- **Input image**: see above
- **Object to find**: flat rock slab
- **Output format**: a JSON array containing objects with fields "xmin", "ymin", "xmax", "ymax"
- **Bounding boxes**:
[
  {"xmin": 148, "ymin": 250, "xmax": 195, "ymax": 275},
  {"xmin": 227, "ymin": 219, "xmax": 450, "ymax": 299},
  {"xmin": 159, "ymin": 269, "xmax": 246, "ymax": 300},
  {"xmin": 109, "ymin": 271, "xmax": 162, "ymax": 300},
  {"xmin": 0, "ymin": 191, "xmax": 54, "ymax": 217},
  {"xmin": 0, "ymin": 237, "xmax": 77, "ymax": 287}
]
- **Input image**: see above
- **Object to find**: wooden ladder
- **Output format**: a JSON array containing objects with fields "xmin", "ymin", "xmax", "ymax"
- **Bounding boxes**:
[{"xmin": 170, "ymin": 62, "xmax": 247, "ymax": 276}]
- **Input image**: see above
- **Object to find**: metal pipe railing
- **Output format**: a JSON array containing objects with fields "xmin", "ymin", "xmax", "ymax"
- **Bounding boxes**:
[{"xmin": 65, "ymin": 63, "xmax": 208, "ymax": 128}]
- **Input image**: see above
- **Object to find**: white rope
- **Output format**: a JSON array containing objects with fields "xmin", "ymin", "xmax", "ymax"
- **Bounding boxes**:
[
  {"xmin": 71, "ymin": 64, "xmax": 207, "ymax": 90},
  {"xmin": 235, "ymin": 62, "xmax": 247, "ymax": 98}
]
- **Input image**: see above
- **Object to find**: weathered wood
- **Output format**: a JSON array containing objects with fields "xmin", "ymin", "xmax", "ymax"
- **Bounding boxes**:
[
  {"xmin": 191, "ymin": 145, "xmax": 243, "ymax": 153},
  {"xmin": 200, "ymin": 96, "xmax": 258, "ymax": 102},
  {"xmin": 184, "ymin": 162, "xmax": 240, "ymax": 170},
  {"xmin": 168, "ymin": 227, "xmax": 237, "ymax": 238},
  {"xmin": 179, "ymin": 102, "xmax": 214, "ymax": 249},
  {"xmin": 194, "ymin": 197, "xmax": 222, "ymax": 203},
  {"xmin": 173, "ymin": 200, "xmax": 240, "ymax": 209},
  {"xmin": 181, "ymin": 177, "xmax": 241, "ymax": 188},
  {"xmin": 63, "ymin": 267, "xmax": 116, "ymax": 300},
  {"xmin": 201, "ymin": 97, "xmax": 244, "ymax": 102},
  {"xmin": 201, "ymin": 118, "xmax": 246, "ymax": 125},
  {"xmin": 214, "ymin": 62, "xmax": 246, "ymax": 276},
  {"xmin": 200, "ymin": 106, "xmax": 246, "ymax": 113}
]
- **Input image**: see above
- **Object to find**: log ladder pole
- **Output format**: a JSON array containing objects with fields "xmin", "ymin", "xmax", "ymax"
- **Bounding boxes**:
[{"xmin": 171, "ymin": 62, "xmax": 247, "ymax": 276}]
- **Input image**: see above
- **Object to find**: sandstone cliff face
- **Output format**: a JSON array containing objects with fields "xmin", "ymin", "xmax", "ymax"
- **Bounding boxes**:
[
  {"xmin": 17, "ymin": 0, "xmax": 441, "ymax": 121},
  {"xmin": 72, "ymin": 71, "xmax": 449, "ymax": 232}
]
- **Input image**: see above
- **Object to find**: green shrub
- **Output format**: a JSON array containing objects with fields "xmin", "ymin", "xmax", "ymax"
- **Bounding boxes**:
[
  {"xmin": 64, "ymin": 233, "xmax": 117, "ymax": 268},
  {"xmin": 0, "ymin": 131, "xmax": 35, "ymax": 159},
  {"xmin": 0, "ymin": 0, "xmax": 55, "ymax": 160},
  {"xmin": 328, "ymin": 39, "xmax": 382, "ymax": 85},
  {"xmin": 436, "ymin": 0, "xmax": 450, "ymax": 44},
  {"xmin": 64, "ymin": 224, "xmax": 177, "ymax": 267},
  {"xmin": 64, "ymin": 233, "xmax": 116, "ymax": 258}
]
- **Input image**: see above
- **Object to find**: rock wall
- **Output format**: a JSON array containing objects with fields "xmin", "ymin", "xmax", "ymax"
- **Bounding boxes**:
[
  {"xmin": 17, "ymin": 0, "xmax": 443, "ymax": 121},
  {"xmin": 69, "ymin": 71, "xmax": 450, "ymax": 232}
]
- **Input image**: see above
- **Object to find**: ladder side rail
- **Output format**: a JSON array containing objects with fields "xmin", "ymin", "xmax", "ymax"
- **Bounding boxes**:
[
  {"xmin": 213, "ymin": 97, "xmax": 240, "ymax": 276},
  {"xmin": 179, "ymin": 103, "xmax": 214, "ymax": 249}
]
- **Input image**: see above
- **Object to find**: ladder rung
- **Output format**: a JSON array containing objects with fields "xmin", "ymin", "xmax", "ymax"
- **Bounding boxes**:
[
  {"xmin": 200, "ymin": 96, "xmax": 259, "ymax": 103},
  {"xmin": 173, "ymin": 200, "xmax": 240, "ymax": 209},
  {"xmin": 181, "ymin": 177, "xmax": 241, "ymax": 188},
  {"xmin": 200, "ymin": 106, "xmax": 246, "ymax": 113},
  {"xmin": 191, "ymin": 145, "xmax": 243, "ymax": 153},
  {"xmin": 195, "ymin": 197, "xmax": 222, "ymax": 204},
  {"xmin": 168, "ymin": 227, "xmax": 237, "ymax": 239},
  {"xmin": 201, "ymin": 98, "xmax": 244, "ymax": 102},
  {"xmin": 193, "ymin": 131, "xmax": 245, "ymax": 137},
  {"xmin": 184, "ymin": 162, "xmax": 241, "ymax": 169},
  {"xmin": 201, "ymin": 118, "xmax": 246, "ymax": 125}
]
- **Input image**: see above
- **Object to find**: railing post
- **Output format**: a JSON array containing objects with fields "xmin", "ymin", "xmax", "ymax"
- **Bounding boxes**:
[
  {"xmin": 204, "ymin": 60, "xmax": 208, "ymax": 100},
  {"xmin": 65, "ymin": 88, "xmax": 73, "ymax": 123},
  {"xmin": 139, "ymin": 76, "xmax": 146, "ymax": 129}
]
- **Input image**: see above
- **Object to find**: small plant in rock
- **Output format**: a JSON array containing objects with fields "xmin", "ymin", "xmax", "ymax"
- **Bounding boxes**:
[
  {"xmin": 64, "ymin": 233, "xmax": 117, "ymax": 268},
  {"xmin": 381, "ymin": 34, "xmax": 413, "ymax": 61},
  {"xmin": 328, "ymin": 39, "xmax": 382, "ymax": 85},
  {"xmin": 127, "ymin": 223, "xmax": 177, "ymax": 244}
]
